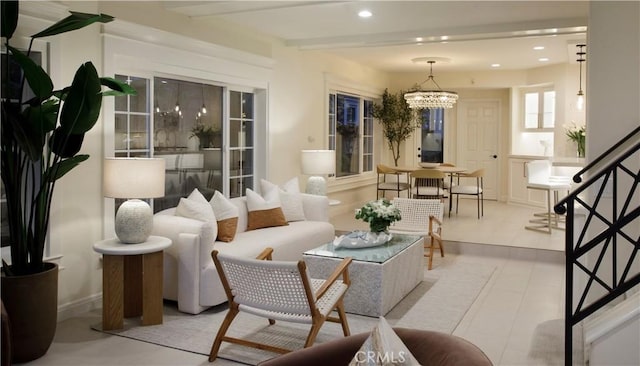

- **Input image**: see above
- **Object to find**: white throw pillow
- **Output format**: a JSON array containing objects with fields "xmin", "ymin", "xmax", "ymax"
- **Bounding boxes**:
[
  {"xmin": 281, "ymin": 177, "xmax": 301, "ymax": 193},
  {"xmin": 260, "ymin": 178, "xmax": 306, "ymax": 222},
  {"xmin": 245, "ymin": 188, "xmax": 288, "ymax": 230},
  {"xmin": 175, "ymin": 189, "xmax": 218, "ymax": 243},
  {"xmin": 349, "ymin": 317, "xmax": 419, "ymax": 366},
  {"xmin": 209, "ymin": 190, "xmax": 239, "ymax": 242}
]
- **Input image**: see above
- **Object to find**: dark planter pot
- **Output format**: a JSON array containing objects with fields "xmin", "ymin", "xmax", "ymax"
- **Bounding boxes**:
[{"xmin": 1, "ymin": 262, "xmax": 58, "ymax": 363}]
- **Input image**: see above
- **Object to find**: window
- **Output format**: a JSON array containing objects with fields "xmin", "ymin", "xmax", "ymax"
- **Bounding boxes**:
[
  {"xmin": 523, "ymin": 87, "xmax": 555, "ymax": 129},
  {"xmin": 328, "ymin": 92, "xmax": 374, "ymax": 178},
  {"xmin": 114, "ymin": 75, "xmax": 257, "ymax": 212},
  {"xmin": 419, "ymin": 108, "xmax": 445, "ymax": 163}
]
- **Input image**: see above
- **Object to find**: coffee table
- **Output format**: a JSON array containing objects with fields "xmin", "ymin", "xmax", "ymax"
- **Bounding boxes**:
[{"xmin": 303, "ymin": 233, "xmax": 423, "ymax": 317}]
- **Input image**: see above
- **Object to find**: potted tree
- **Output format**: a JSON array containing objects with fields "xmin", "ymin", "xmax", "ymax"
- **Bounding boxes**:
[
  {"xmin": 1, "ymin": 1, "xmax": 136, "ymax": 362},
  {"xmin": 372, "ymin": 89, "xmax": 421, "ymax": 166}
]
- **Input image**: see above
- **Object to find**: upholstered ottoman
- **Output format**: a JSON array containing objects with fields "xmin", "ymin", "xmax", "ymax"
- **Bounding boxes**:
[{"xmin": 257, "ymin": 327, "xmax": 492, "ymax": 366}]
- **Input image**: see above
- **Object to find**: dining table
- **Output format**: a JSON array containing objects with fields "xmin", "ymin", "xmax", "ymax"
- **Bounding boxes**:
[{"xmin": 393, "ymin": 165, "xmax": 469, "ymax": 196}]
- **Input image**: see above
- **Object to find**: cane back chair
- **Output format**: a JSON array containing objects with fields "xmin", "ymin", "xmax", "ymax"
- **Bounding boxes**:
[
  {"xmin": 389, "ymin": 198, "xmax": 444, "ymax": 270},
  {"xmin": 209, "ymin": 248, "xmax": 352, "ymax": 361}
]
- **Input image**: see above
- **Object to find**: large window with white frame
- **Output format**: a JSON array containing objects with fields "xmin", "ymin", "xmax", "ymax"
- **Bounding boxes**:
[
  {"xmin": 114, "ymin": 74, "xmax": 257, "ymax": 212},
  {"xmin": 328, "ymin": 92, "xmax": 375, "ymax": 178}
]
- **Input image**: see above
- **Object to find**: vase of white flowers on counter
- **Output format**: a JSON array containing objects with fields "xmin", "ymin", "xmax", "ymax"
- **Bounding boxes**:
[
  {"xmin": 564, "ymin": 121, "xmax": 586, "ymax": 158},
  {"xmin": 355, "ymin": 199, "xmax": 402, "ymax": 234}
]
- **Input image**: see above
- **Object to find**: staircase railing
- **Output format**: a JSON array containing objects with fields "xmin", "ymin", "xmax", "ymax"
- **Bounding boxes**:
[{"xmin": 555, "ymin": 126, "xmax": 640, "ymax": 366}]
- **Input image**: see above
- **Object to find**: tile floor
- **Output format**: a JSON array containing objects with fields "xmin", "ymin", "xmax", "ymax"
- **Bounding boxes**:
[{"xmin": 23, "ymin": 200, "xmax": 568, "ymax": 366}]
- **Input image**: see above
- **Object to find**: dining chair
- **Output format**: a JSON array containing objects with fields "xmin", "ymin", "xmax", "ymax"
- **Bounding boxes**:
[
  {"xmin": 449, "ymin": 168, "xmax": 485, "ymax": 219},
  {"xmin": 389, "ymin": 198, "xmax": 444, "ymax": 270},
  {"xmin": 410, "ymin": 169, "xmax": 446, "ymax": 200},
  {"xmin": 208, "ymin": 248, "xmax": 352, "ymax": 361},
  {"xmin": 525, "ymin": 160, "xmax": 571, "ymax": 233},
  {"xmin": 377, "ymin": 164, "xmax": 411, "ymax": 199}
]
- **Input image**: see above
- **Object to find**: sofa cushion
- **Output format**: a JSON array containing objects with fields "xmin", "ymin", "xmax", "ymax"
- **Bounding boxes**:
[
  {"xmin": 175, "ymin": 189, "xmax": 216, "ymax": 223},
  {"xmin": 260, "ymin": 178, "xmax": 306, "ymax": 222},
  {"xmin": 212, "ymin": 220, "xmax": 334, "ymax": 261},
  {"xmin": 210, "ymin": 191, "xmax": 239, "ymax": 242},
  {"xmin": 175, "ymin": 189, "xmax": 218, "ymax": 241},
  {"xmin": 245, "ymin": 188, "xmax": 288, "ymax": 231}
]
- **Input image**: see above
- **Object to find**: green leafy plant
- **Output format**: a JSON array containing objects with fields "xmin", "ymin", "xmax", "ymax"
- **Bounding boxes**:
[
  {"xmin": 372, "ymin": 88, "xmax": 421, "ymax": 166},
  {"xmin": 1, "ymin": 1, "xmax": 137, "ymax": 276}
]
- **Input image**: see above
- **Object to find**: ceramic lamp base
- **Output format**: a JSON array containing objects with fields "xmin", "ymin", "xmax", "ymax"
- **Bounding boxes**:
[
  {"xmin": 305, "ymin": 176, "xmax": 327, "ymax": 196},
  {"xmin": 115, "ymin": 199, "xmax": 153, "ymax": 244}
]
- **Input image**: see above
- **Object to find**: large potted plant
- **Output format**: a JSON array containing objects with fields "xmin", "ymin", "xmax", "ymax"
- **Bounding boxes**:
[
  {"xmin": 372, "ymin": 88, "xmax": 421, "ymax": 166},
  {"xmin": 1, "ymin": 1, "xmax": 136, "ymax": 362}
]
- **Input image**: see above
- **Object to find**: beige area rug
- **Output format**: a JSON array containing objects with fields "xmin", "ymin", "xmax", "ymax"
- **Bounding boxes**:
[{"xmin": 96, "ymin": 262, "xmax": 495, "ymax": 365}]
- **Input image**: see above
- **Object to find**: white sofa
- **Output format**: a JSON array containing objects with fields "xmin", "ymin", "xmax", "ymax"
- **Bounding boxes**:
[{"xmin": 151, "ymin": 193, "xmax": 335, "ymax": 314}]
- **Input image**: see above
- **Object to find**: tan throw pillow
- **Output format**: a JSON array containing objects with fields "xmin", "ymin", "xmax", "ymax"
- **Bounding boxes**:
[
  {"xmin": 260, "ymin": 178, "xmax": 306, "ymax": 222},
  {"xmin": 349, "ymin": 317, "xmax": 419, "ymax": 366},
  {"xmin": 245, "ymin": 187, "xmax": 288, "ymax": 231},
  {"xmin": 175, "ymin": 188, "xmax": 218, "ymax": 242},
  {"xmin": 209, "ymin": 191, "xmax": 239, "ymax": 242}
]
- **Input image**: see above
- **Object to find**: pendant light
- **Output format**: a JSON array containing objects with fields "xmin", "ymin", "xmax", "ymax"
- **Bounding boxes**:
[
  {"xmin": 201, "ymin": 83, "xmax": 207, "ymax": 115},
  {"xmin": 404, "ymin": 59, "xmax": 458, "ymax": 109},
  {"xmin": 576, "ymin": 44, "xmax": 586, "ymax": 111},
  {"xmin": 174, "ymin": 81, "xmax": 181, "ymax": 113}
]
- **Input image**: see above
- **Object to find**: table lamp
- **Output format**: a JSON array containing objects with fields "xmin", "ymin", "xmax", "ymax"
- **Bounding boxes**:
[
  {"xmin": 301, "ymin": 150, "xmax": 335, "ymax": 195},
  {"xmin": 103, "ymin": 158, "xmax": 166, "ymax": 244}
]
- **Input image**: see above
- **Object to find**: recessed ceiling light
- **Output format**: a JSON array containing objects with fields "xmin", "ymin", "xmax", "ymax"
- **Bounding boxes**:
[
  {"xmin": 491, "ymin": 63, "xmax": 501, "ymax": 68},
  {"xmin": 533, "ymin": 46, "xmax": 545, "ymax": 50},
  {"xmin": 358, "ymin": 10, "xmax": 372, "ymax": 18},
  {"xmin": 441, "ymin": 36, "xmax": 449, "ymax": 41},
  {"xmin": 416, "ymin": 37, "xmax": 423, "ymax": 42},
  {"xmin": 539, "ymin": 57, "xmax": 550, "ymax": 62}
]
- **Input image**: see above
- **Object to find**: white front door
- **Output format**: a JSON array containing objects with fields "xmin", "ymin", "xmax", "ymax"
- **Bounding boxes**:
[{"xmin": 456, "ymin": 100, "xmax": 500, "ymax": 200}]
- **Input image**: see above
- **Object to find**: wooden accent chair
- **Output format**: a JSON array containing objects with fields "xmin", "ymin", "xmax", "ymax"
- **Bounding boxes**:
[
  {"xmin": 389, "ymin": 198, "xmax": 444, "ymax": 270},
  {"xmin": 410, "ymin": 169, "xmax": 446, "ymax": 201},
  {"xmin": 208, "ymin": 248, "xmax": 352, "ymax": 362},
  {"xmin": 376, "ymin": 164, "xmax": 410, "ymax": 199}
]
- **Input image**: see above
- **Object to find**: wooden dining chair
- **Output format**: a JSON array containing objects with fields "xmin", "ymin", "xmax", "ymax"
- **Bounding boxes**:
[
  {"xmin": 449, "ymin": 168, "xmax": 485, "ymax": 219},
  {"xmin": 410, "ymin": 169, "xmax": 446, "ymax": 201},
  {"xmin": 377, "ymin": 164, "xmax": 411, "ymax": 199}
]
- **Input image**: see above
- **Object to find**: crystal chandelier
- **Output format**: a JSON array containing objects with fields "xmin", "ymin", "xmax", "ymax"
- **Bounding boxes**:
[{"xmin": 404, "ymin": 60, "xmax": 458, "ymax": 109}]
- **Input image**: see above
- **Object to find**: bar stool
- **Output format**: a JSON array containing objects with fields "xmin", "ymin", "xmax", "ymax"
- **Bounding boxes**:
[{"xmin": 525, "ymin": 160, "xmax": 571, "ymax": 233}]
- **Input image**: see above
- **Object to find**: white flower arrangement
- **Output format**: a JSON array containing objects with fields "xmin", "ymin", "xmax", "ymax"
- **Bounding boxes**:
[
  {"xmin": 355, "ymin": 199, "xmax": 401, "ymax": 233},
  {"xmin": 563, "ymin": 121, "xmax": 586, "ymax": 157}
]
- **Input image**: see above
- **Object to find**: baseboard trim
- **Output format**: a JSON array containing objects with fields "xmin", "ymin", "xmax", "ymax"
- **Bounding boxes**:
[{"xmin": 57, "ymin": 293, "xmax": 102, "ymax": 322}]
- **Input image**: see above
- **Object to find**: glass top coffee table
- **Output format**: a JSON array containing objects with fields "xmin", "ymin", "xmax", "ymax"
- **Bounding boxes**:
[{"xmin": 303, "ymin": 233, "xmax": 424, "ymax": 317}]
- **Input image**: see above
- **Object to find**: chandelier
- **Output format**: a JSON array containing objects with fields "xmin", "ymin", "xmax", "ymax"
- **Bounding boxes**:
[{"xmin": 404, "ymin": 60, "xmax": 458, "ymax": 109}]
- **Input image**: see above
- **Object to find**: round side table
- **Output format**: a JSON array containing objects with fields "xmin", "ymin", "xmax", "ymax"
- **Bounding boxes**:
[{"xmin": 93, "ymin": 236, "xmax": 171, "ymax": 330}]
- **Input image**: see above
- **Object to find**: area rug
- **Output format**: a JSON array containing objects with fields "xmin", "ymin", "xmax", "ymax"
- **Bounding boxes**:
[{"xmin": 96, "ymin": 262, "xmax": 495, "ymax": 365}]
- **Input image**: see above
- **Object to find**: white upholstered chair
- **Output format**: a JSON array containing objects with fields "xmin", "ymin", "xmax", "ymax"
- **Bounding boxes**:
[
  {"xmin": 525, "ymin": 160, "xmax": 571, "ymax": 233},
  {"xmin": 208, "ymin": 248, "xmax": 352, "ymax": 361},
  {"xmin": 389, "ymin": 198, "xmax": 444, "ymax": 270}
]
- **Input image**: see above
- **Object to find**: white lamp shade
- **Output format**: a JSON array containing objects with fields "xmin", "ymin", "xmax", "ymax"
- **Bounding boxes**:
[
  {"xmin": 103, "ymin": 158, "xmax": 166, "ymax": 199},
  {"xmin": 301, "ymin": 150, "xmax": 335, "ymax": 175}
]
